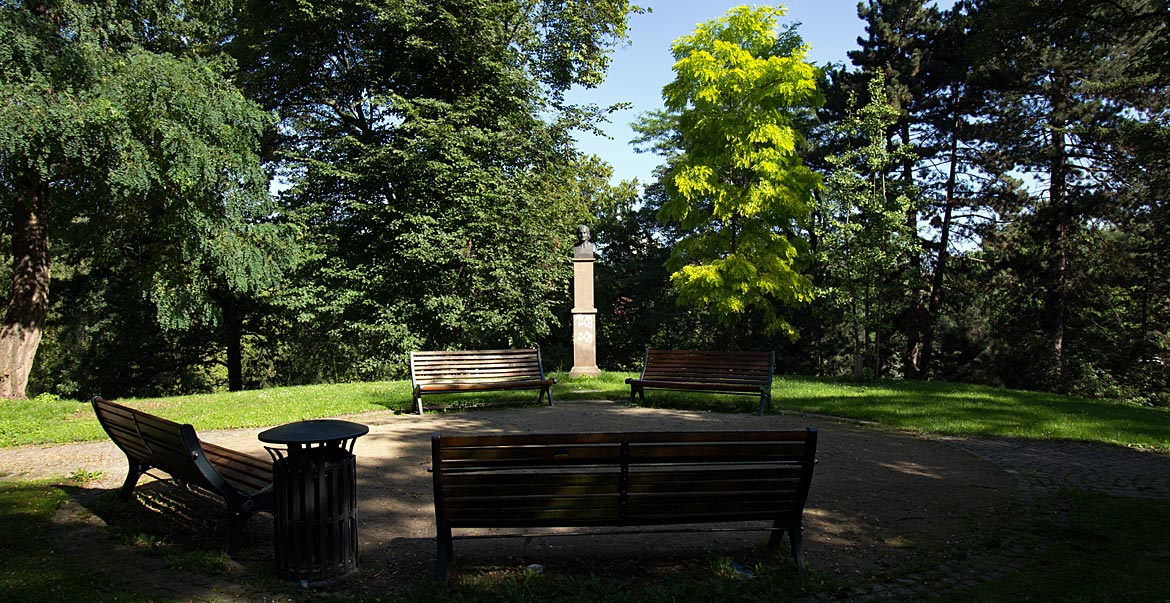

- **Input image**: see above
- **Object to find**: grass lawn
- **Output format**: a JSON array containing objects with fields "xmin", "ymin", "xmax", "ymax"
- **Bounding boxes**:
[
  {"xmin": 0, "ymin": 481, "xmax": 151, "ymax": 603},
  {"xmin": 955, "ymin": 492, "xmax": 1170, "ymax": 602},
  {"xmin": 10, "ymin": 371, "xmax": 1168, "ymax": 451}
]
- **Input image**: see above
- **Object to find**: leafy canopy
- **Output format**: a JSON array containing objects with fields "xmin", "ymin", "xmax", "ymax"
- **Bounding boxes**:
[
  {"xmin": 637, "ymin": 5, "xmax": 823, "ymax": 340},
  {"xmin": 0, "ymin": 0, "xmax": 293, "ymax": 329}
]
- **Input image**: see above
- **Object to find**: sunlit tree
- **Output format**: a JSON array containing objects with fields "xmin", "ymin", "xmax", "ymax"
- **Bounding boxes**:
[{"xmin": 634, "ymin": 5, "xmax": 823, "ymax": 344}]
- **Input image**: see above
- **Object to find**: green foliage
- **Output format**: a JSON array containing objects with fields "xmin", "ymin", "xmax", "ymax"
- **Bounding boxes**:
[
  {"xmin": 226, "ymin": 0, "xmax": 639, "ymax": 380},
  {"xmin": 817, "ymin": 72, "xmax": 918, "ymax": 368},
  {"xmin": 959, "ymin": 0, "xmax": 1170, "ymax": 397},
  {"xmin": 5, "ymin": 0, "xmax": 1167, "ymax": 406},
  {"xmin": 1, "ymin": 0, "xmax": 291, "ymax": 326},
  {"xmin": 0, "ymin": 0, "xmax": 297, "ymax": 399},
  {"xmin": 635, "ymin": 5, "xmax": 823, "ymax": 341}
]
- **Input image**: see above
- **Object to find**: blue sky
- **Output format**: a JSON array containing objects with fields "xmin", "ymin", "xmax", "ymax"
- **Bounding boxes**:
[{"xmin": 564, "ymin": 1, "xmax": 878, "ymax": 185}]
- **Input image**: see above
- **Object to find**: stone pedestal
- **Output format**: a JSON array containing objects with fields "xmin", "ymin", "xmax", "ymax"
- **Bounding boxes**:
[{"xmin": 569, "ymin": 256, "xmax": 601, "ymax": 378}]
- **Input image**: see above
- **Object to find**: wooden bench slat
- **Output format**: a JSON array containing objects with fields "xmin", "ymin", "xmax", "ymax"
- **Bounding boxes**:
[
  {"xmin": 642, "ymin": 368, "xmax": 771, "ymax": 378},
  {"xmin": 414, "ymin": 365, "xmax": 544, "ymax": 376},
  {"xmin": 91, "ymin": 397, "xmax": 274, "ymax": 555},
  {"xmin": 415, "ymin": 372, "xmax": 546, "ymax": 382},
  {"xmin": 202, "ymin": 442, "xmax": 275, "ymax": 494},
  {"xmin": 445, "ymin": 493, "xmax": 620, "ymax": 508},
  {"xmin": 445, "ymin": 514, "xmax": 624, "ymax": 528},
  {"xmin": 431, "ymin": 428, "xmax": 817, "ymax": 582},
  {"xmin": 629, "ymin": 380, "xmax": 763, "ymax": 393},
  {"xmin": 410, "ymin": 348, "xmax": 555, "ymax": 414},
  {"xmin": 418, "ymin": 380, "xmax": 554, "ymax": 391},
  {"xmin": 627, "ymin": 349, "xmax": 776, "ymax": 413},
  {"xmin": 413, "ymin": 348, "xmax": 539, "ymax": 356},
  {"xmin": 437, "ymin": 430, "xmax": 810, "ymax": 447}
]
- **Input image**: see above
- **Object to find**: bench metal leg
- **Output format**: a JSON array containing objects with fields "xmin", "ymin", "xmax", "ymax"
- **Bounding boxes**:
[
  {"xmin": 768, "ymin": 523, "xmax": 805, "ymax": 577},
  {"xmin": 416, "ymin": 395, "xmax": 425, "ymax": 415},
  {"xmin": 227, "ymin": 512, "xmax": 246, "ymax": 556},
  {"xmin": 119, "ymin": 460, "xmax": 148, "ymax": 499},
  {"xmin": 757, "ymin": 392, "xmax": 771, "ymax": 415},
  {"xmin": 790, "ymin": 526, "xmax": 806, "ymax": 576},
  {"xmin": 435, "ymin": 524, "xmax": 453, "ymax": 582}
]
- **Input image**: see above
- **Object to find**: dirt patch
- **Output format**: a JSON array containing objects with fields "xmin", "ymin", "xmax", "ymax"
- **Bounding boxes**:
[{"xmin": 5, "ymin": 400, "xmax": 1018, "ymax": 590}]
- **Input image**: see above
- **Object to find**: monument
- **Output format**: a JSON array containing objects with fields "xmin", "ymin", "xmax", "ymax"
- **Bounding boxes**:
[{"xmin": 569, "ymin": 225, "xmax": 601, "ymax": 378}]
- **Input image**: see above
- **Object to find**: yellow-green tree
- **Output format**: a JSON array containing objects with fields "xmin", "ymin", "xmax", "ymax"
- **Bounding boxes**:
[{"xmin": 635, "ymin": 5, "xmax": 823, "ymax": 343}]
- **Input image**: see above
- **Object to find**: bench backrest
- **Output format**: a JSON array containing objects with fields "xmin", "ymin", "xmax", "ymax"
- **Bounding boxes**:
[
  {"xmin": 92, "ymin": 397, "xmax": 235, "ymax": 495},
  {"xmin": 410, "ymin": 348, "xmax": 548, "ymax": 388},
  {"xmin": 639, "ymin": 349, "xmax": 775, "ymax": 387},
  {"xmin": 432, "ymin": 429, "xmax": 817, "ymax": 528}
]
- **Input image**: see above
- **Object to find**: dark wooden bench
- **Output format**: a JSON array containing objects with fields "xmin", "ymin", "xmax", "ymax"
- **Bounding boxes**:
[
  {"xmin": 409, "ymin": 348, "xmax": 556, "ymax": 415},
  {"xmin": 430, "ymin": 428, "xmax": 818, "ymax": 582},
  {"xmin": 626, "ymin": 349, "xmax": 777, "ymax": 414},
  {"xmin": 91, "ymin": 396, "xmax": 274, "ymax": 554}
]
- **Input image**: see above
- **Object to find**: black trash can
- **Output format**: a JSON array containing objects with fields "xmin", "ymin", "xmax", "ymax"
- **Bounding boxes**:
[
  {"xmin": 259, "ymin": 419, "xmax": 369, "ymax": 585},
  {"xmin": 272, "ymin": 448, "xmax": 358, "ymax": 583}
]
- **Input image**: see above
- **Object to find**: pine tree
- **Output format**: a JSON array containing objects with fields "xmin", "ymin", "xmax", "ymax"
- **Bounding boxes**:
[{"xmin": 847, "ymin": 0, "xmax": 944, "ymax": 377}]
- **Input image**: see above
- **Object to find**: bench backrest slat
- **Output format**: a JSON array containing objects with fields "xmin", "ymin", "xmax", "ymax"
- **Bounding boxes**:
[
  {"xmin": 433, "ymin": 429, "xmax": 816, "ymax": 529},
  {"xmin": 411, "ymin": 348, "xmax": 547, "ymax": 386},
  {"xmin": 201, "ymin": 442, "xmax": 275, "ymax": 494},
  {"xmin": 92, "ymin": 398, "xmax": 214, "ymax": 488},
  {"xmin": 437, "ymin": 430, "xmax": 807, "ymax": 447},
  {"xmin": 640, "ymin": 349, "xmax": 774, "ymax": 384}
]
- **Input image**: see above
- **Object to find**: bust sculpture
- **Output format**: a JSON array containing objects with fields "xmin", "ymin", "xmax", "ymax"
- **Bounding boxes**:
[{"xmin": 573, "ymin": 224, "xmax": 594, "ymax": 259}]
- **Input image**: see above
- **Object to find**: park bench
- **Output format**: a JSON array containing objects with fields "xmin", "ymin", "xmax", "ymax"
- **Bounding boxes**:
[
  {"xmin": 90, "ymin": 396, "xmax": 274, "ymax": 554},
  {"xmin": 430, "ymin": 427, "xmax": 818, "ymax": 582},
  {"xmin": 409, "ymin": 348, "xmax": 556, "ymax": 415},
  {"xmin": 626, "ymin": 349, "xmax": 777, "ymax": 414}
]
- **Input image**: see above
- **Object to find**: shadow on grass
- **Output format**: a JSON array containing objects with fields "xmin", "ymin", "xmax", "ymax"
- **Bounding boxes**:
[{"xmin": 956, "ymin": 492, "xmax": 1170, "ymax": 602}]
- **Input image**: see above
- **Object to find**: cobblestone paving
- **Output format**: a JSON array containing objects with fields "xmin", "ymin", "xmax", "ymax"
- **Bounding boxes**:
[
  {"xmin": 50, "ymin": 433, "xmax": 1170, "ymax": 602},
  {"xmin": 806, "ymin": 436, "xmax": 1170, "ymax": 602},
  {"xmin": 945, "ymin": 437, "xmax": 1170, "ymax": 501}
]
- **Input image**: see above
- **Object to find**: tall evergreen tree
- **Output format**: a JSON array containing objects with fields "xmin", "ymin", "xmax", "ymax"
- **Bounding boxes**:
[
  {"xmin": 953, "ymin": 0, "xmax": 1168, "ymax": 397},
  {"xmin": 847, "ymin": 0, "xmax": 942, "ymax": 377},
  {"xmin": 965, "ymin": 0, "xmax": 1128, "ymax": 390},
  {"xmin": 911, "ymin": 2, "xmax": 988, "ymax": 380}
]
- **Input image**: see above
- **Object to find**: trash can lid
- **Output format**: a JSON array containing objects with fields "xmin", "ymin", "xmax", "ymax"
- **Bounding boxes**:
[{"xmin": 259, "ymin": 419, "xmax": 370, "ymax": 446}]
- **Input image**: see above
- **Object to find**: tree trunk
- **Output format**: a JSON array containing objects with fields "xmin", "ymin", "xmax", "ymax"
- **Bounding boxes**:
[
  {"xmin": 0, "ymin": 181, "xmax": 51, "ymax": 399},
  {"xmin": 898, "ymin": 121, "xmax": 927, "ymax": 378},
  {"xmin": 1046, "ymin": 87, "xmax": 1070, "ymax": 388},
  {"xmin": 920, "ymin": 103, "xmax": 960, "ymax": 380},
  {"xmin": 224, "ymin": 299, "xmax": 244, "ymax": 392}
]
